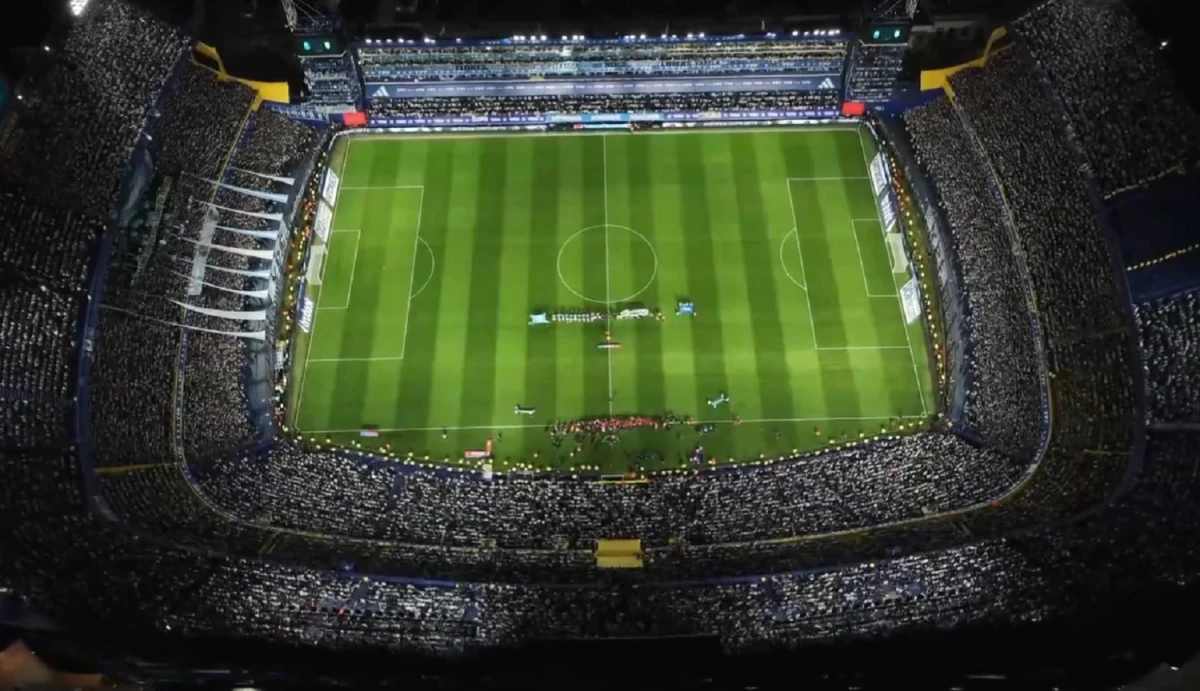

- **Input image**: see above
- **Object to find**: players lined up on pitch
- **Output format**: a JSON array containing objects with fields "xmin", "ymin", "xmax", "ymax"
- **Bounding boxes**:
[{"xmin": 528, "ymin": 306, "xmax": 667, "ymax": 325}]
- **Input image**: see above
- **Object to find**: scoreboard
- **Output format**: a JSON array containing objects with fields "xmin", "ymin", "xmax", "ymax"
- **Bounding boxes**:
[
  {"xmin": 861, "ymin": 24, "xmax": 911, "ymax": 44},
  {"xmin": 295, "ymin": 34, "xmax": 347, "ymax": 57}
]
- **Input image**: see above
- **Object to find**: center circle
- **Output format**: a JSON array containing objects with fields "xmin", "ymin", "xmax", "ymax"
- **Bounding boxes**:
[{"xmin": 556, "ymin": 224, "xmax": 659, "ymax": 304}]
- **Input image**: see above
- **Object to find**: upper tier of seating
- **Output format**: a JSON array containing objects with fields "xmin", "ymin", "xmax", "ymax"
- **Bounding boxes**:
[
  {"xmin": 1014, "ymin": 0, "xmax": 1199, "ymax": 197},
  {"xmin": 0, "ymin": 0, "xmax": 189, "ymax": 218},
  {"xmin": 357, "ymin": 39, "xmax": 848, "ymax": 82}
]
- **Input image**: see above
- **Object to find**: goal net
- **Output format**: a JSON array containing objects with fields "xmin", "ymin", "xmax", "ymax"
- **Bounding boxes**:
[
  {"xmin": 307, "ymin": 245, "xmax": 327, "ymax": 285},
  {"xmin": 887, "ymin": 233, "xmax": 909, "ymax": 274}
]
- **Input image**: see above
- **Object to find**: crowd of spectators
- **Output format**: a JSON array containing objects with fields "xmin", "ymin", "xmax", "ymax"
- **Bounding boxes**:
[
  {"xmin": 901, "ymin": 97, "xmax": 1042, "ymax": 459},
  {"xmin": 3, "ymin": 0, "xmax": 1192, "ymax": 661},
  {"xmin": 370, "ymin": 91, "xmax": 839, "ymax": 120},
  {"xmin": 10, "ymin": 435, "xmax": 1200, "ymax": 658},
  {"xmin": 91, "ymin": 61, "xmax": 318, "ymax": 466},
  {"xmin": 357, "ymin": 39, "xmax": 848, "ymax": 81},
  {"xmin": 0, "ymin": 191, "xmax": 101, "ymax": 451},
  {"xmin": 845, "ymin": 44, "xmax": 906, "ymax": 101},
  {"xmin": 300, "ymin": 54, "xmax": 361, "ymax": 107},
  {"xmin": 153, "ymin": 63, "xmax": 256, "ymax": 178},
  {"xmin": 1015, "ymin": 0, "xmax": 1200, "ymax": 197},
  {"xmin": 942, "ymin": 44, "xmax": 1137, "ymax": 512},
  {"xmin": 1136, "ymin": 288, "xmax": 1200, "ymax": 424},
  {"xmin": 188, "ymin": 435, "xmax": 1026, "ymax": 550},
  {"xmin": 0, "ymin": 0, "xmax": 189, "ymax": 217},
  {"xmin": 949, "ymin": 48, "xmax": 1128, "ymax": 344}
]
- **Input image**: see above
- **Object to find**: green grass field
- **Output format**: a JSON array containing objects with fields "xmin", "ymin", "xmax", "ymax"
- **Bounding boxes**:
[{"xmin": 288, "ymin": 127, "xmax": 934, "ymax": 473}]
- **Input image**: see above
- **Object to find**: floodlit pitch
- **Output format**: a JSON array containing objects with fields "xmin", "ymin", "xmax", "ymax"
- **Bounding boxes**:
[{"xmin": 288, "ymin": 128, "xmax": 934, "ymax": 473}]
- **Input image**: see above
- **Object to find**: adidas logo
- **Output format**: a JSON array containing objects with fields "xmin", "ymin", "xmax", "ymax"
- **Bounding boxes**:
[
  {"xmin": 818, "ymin": 77, "xmax": 835, "ymax": 90},
  {"xmin": 371, "ymin": 85, "xmax": 389, "ymax": 98}
]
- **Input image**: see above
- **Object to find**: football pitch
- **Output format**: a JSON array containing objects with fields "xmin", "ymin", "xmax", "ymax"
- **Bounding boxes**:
[{"xmin": 288, "ymin": 127, "xmax": 934, "ymax": 473}]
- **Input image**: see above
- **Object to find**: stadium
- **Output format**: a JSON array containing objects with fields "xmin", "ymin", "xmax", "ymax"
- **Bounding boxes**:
[{"xmin": 0, "ymin": 0, "xmax": 1197, "ymax": 686}]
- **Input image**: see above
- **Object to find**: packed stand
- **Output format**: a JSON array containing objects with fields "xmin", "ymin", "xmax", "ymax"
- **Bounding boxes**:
[
  {"xmin": 0, "ymin": 0, "xmax": 189, "ymax": 217},
  {"xmin": 949, "ymin": 46, "xmax": 1136, "ymax": 506},
  {"xmin": 902, "ymin": 97, "xmax": 1042, "ymax": 460},
  {"xmin": 193, "ymin": 434, "xmax": 1025, "ymax": 550},
  {"xmin": 99, "ymin": 458, "xmax": 598, "ymax": 582},
  {"xmin": 152, "ymin": 62, "xmax": 256, "ymax": 177},
  {"xmin": 301, "ymin": 54, "xmax": 361, "ymax": 107},
  {"xmin": 370, "ymin": 91, "xmax": 838, "ymax": 120},
  {"xmin": 949, "ymin": 48, "xmax": 1127, "ymax": 343},
  {"xmin": 845, "ymin": 44, "xmax": 906, "ymax": 101},
  {"xmin": 357, "ymin": 38, "xmax": 847, "ymax": 81},
  {"xmin": 0, "ymin": 190, "xmax": 101, "ymax": 451},
  {"xmin": 1015, "ymin": 0, "xmax": 1200, "ymax": 196},
  {"xmin": 90, "ymin": 65, "xmax": 255, "ymax": 465},
  {"xmin": 1136, "ymin": 289, "xmax": 1200, "ymax": 424},
  {"xmin": 178, "ymin": 110, "xmax": 317, "ymax": 458},
  {"xmin": 91, "ymin": 72, "xmax": 316, "ymax": 465},
  {"xmin": 6, "ymin": 428, "xmax": 1200, "ymax": 656}
]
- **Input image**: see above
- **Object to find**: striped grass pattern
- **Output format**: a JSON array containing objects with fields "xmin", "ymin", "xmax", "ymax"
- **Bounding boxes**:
[{"xmin": 288, "ymin": 128, "xmax": 934, "ymax": 473}]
